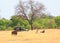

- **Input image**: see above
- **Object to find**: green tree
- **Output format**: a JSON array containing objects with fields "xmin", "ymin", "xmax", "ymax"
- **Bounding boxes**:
[
  {"xmin": 0, "ymin": 18, "xmax": 10, "ymax": 30},
  {"xmin": 10, "ymin": 15, "xmax": 30, "ymax": 29}
]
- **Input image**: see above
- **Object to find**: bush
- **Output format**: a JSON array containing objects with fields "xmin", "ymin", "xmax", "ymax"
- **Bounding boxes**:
[
  {"xmin": 33, "ymin": 22, "xmax": 41, "ymax": 29},
  {"xmin": 6, "ymin": 27, "xmax": 13, "ymax": 30},
  {"xmin": 0, "ymin": 26, "xmax": 6, "ymax": 30}
]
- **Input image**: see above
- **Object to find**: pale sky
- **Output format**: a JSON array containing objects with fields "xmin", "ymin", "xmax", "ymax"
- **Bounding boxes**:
[{"xmin": 0, "ymin": 0, "xmax": 60, "ymax": 19}]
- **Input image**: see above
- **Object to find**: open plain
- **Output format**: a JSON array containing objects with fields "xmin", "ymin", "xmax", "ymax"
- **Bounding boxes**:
[{"xmin": 0, "ymin": 29, "xmax": 60, "ymax": 43}]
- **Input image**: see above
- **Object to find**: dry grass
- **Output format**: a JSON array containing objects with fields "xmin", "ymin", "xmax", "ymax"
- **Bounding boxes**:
[{"xmin": 0, "ymin": 29, "xmax": 60, "ymax": 43}]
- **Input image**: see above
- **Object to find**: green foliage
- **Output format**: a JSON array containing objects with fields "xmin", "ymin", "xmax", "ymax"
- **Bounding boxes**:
[
  {"xmin": 0, "ymin": 15, "xmax": 60, "ymax": 30},
  {"xmin": 6, "ymin": 27, "xmax": 13, "ymax": 30},
  {"xmin": 33, "ymin": 21, "xmax": 41, "ymax": 29},
  {"xmin": 33, "ymin": 18, "xmax": 57, "ymax": 29},
  {"xmin": 0, "ymin": 26, "xmax": 6, "ymax": 30},
  {"xmin": 55, "ymin": 16, "xmax": 60, "ymax": 28},
  {"xmin": 11, "ymin": 15, "xmax": 30, "ymax": 30},
  {"xmin": 0, "ymin": 18, "xmax": 10, "ymax": 30}
]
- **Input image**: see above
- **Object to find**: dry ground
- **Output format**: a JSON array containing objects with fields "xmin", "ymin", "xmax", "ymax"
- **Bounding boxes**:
[{"xmin": 0, "ymin": 29, "xmax": 60, "ymax": 43}]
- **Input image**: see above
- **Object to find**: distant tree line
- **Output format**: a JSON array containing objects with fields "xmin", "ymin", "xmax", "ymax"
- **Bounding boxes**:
[{"xmin": 0, "ymin": 15, "xmax": 60, "ymax": 30}]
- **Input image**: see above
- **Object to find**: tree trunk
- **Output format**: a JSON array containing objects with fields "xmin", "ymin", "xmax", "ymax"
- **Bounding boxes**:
[
  {"xmin": 31, "ymin": 23, "xmax": 33, "ymax": 30},
  {"xmin": 29, "ymin": 21, "xmax": 33, "ymax": 30}
]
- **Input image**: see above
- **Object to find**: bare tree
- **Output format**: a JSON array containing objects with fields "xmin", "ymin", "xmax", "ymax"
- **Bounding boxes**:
[{"xmin": 15, "ymin": 0, "xmax": 45, "ymax": 30}]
